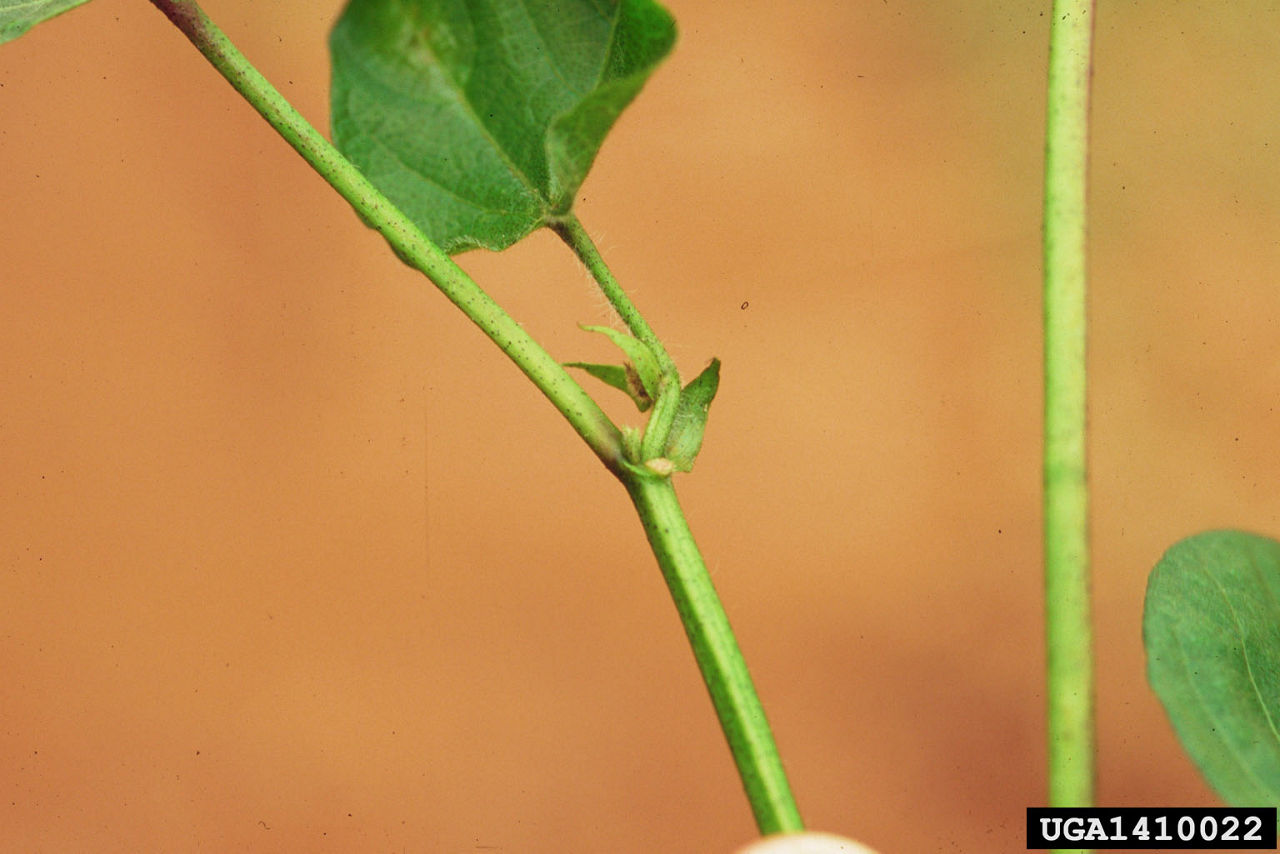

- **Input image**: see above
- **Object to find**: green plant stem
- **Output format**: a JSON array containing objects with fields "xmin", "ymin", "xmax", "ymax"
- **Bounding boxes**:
[
  {"xmin": 146, "ymin": 0, "xmax": 623, "ymax": 473},
  {"xmin": 1042, "ymin": 0, "xmax": 1095, "ymax": 833},
  {"xmin": 148, "ymin": 0, "xmax": 802, "ymax": 834},
  {"xmin": 624, "ymin": 473, "xmax": 803, "ymax": 835}
]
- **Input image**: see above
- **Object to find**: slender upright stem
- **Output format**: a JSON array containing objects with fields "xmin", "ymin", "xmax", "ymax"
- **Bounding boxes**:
[
  {"xmin": 146, "ymin": 0, "xmax": 623, "ymax": 473},
  {"xmin": 1042, "ymin": 0, "xmax": 1095, "ymax": 834},
  {"xmin": 625, "ymin": 473, "xmax": 803, "ymax": 835}
]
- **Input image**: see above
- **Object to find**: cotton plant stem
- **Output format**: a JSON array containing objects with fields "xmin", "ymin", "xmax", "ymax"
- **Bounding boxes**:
[
  {"xmin": 625, "ymin": 473, "xmax": 803, "ymax": 835},
  {"xmin": 146, "ymin": 0, "xmax": 623, "ymax": 473},
  {"xmin": 148, "ymin": 0, "xmax": 802, "ymax": 833},
  {"xmin": 1042, "ymin": 0, "xmax": 1096, "ymax": 834},
  {"xmin": 553, "ymin": 210, "xmax": 798, "ymax": 823}
]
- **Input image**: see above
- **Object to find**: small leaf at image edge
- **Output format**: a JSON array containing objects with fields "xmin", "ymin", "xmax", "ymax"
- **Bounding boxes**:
[
  {"xmin": 1143, "ymin": 529, "xmax": 1280, "ymax": 812},
  {"xmin": 0, "ymin": 0, "xmax": 93, "ymax": 45}
]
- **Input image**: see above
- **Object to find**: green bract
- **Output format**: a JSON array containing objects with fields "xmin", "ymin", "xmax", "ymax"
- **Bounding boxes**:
[
  {"xmin": 1144, "ymin": 529, "xmax": 1280, "ymax": 810},
  {"xmin": 576, "ymin": 323, "xmax": 661, "ymax": 405},
  {"xmin": 664, "ymin": 358, "xmax": 719, "ymax": 471},
  {"xmin": 329, "ymin": 0, "xmax": 676, "ymax": 254},
  {"xmin": 565, "ymin": 361, "xmax": 655, "ymax": 412},
  {"xmin": 0, "ymin": 0, "xmax": 92, "ymax": 45}
]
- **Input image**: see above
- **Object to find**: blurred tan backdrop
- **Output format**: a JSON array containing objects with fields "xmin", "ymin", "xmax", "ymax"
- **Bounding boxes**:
[{"xmin": 3, "ymin": 2, "xmax": 1279, "ymax": 852}]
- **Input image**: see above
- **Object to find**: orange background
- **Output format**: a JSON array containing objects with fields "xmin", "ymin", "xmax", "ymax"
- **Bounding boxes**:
[{"xmin": 3, "ymin": 2, "xmax": 1279, "ymax": 852}]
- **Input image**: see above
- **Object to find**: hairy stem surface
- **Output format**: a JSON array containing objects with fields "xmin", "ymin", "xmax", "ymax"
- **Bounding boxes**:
[
  {"xmin": 550, "ymin": 214, "xmax": 683, "ymax": 457},
  {"xmin": 549, "ymin": 214, "xmax": 679, "ymax": 380}
]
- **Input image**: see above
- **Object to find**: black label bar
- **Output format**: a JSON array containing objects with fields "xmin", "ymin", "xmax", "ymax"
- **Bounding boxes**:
[{"xmin": 1026, "ymin": 807, "xmax": 1277, "ymax": 849}]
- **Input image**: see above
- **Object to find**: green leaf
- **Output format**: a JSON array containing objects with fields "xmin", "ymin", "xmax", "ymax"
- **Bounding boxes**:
[
  {"xmin": 579, "ymin": 324, "xmax": 661, "ymax": 401},
  {"xmin": 664, "ymin": 358, "xmax": 719, "ymax": 471},
  {"xmin": 329, "ymin": 0, "xmax": 676, "ymax": 254},
  {"xmin": 0, "ymin": 0, "xmax": 92, "ymax": 45},
  {"xmin": 564, "ymin": 361, "xmax": 652, "ymax": 411},
  {"xmin": 1143, "ymin": 529, "xmax": 1280, "ymax": 810}
]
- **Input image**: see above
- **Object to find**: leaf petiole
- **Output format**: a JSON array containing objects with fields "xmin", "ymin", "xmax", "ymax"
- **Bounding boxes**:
[
  {"xmin": 550, "ymin": 214, "xmax": 680, "ymax": 379},
  {"xmin": 551, "ymin": 213, "xmax": 685, "ymax": 456}
]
